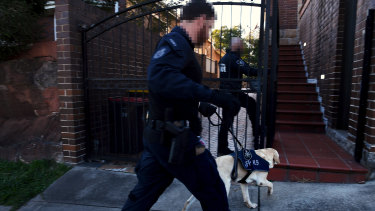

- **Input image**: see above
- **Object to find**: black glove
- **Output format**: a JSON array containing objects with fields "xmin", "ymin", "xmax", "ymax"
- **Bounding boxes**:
[
  {"xmin": 198, "ymin": 102, "xmax": 217, "ymax": 117},
  {"xmin": 209, "ymin": 90, "xmax": 241, "ymax": 116}
]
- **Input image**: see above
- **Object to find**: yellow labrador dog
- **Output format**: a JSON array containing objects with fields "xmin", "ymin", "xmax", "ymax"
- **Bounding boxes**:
[{"xmin": 182, "ymin": 148, "xmax": 280, "ymax": 210}]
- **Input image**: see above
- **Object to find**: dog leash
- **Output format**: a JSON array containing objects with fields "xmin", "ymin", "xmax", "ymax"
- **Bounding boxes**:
[
  {"xmin": 209, "ymin": 112, "xmax": 244, "ymax": 149},
  {"xmin": 230, "ymin": 124, "xmax": 239, "ymax": 181},
  {"xmin": 209, "ymin": 111, "xmax": 242, "ymax": 181}
]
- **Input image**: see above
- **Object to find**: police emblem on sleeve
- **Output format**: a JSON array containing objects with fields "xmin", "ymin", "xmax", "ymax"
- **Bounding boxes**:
[
  {"xmin": 153, "ymin": 47, "xmax": 167, "ymax": 59},
  {"xmin": 236, "ymin": 59, "xmax": 245, "ymax": 66},
  {"xmin": 219, "ymin": 63, "xmax": 226, "ymax": 72}
]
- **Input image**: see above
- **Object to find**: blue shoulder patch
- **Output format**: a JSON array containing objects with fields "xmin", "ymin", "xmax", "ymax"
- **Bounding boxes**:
[
  {"xmin": 152, "ymin": 47, "xmax": 170, "ymax": 59},
  {"xmin": 164, "ymin": 32, "xmax": 185, "ymax": 52},
  {"xmin": 231, "ymin": 149, "xmax": 270, "ymax": 172}
]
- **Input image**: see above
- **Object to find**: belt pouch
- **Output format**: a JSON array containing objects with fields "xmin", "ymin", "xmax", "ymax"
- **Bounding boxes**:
[{"xmin": 168, "ymin": 128, "xmax": 190, "ymax": 165}]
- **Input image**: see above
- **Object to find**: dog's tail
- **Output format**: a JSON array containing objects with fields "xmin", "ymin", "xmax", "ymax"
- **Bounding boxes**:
[{"xmin": 273, "ymin": 149, "xmax": 281, "ymax": 164}]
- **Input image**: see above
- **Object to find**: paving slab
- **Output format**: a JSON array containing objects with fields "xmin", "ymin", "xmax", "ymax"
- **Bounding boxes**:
[
  {"xmin": 18, "ymin": 166, "xmax": 375, "ymax": 211},
  {"xmin": 0, "ymin": 206, "xmax": 11, "ymax": 211}
]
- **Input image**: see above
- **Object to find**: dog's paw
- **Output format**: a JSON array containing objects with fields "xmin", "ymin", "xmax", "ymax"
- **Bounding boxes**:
[
  {"xmin": 267, "ymin": 187, "xmax": 273, "ymax": 195},
  {"xmin": 244, "ymin": 202, "xmax": 258, "ymax": 209}
]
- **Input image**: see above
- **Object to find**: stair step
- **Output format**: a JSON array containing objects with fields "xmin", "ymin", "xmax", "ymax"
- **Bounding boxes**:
[
  {"xmin": 277, "ymin": 91, "xmax": 318, "ymax": 101},
  {"xmin": 278, "ymin": 60, "xmax": 304, "ymax": 66},
  {"xmin": 277, "ymin": 82, "xmax": 315, "ymax": 92},
  {"xmin": 275, "ymin": 120, "xmax": 325, "ymax": 133},
  {"xmin": 279, "ymin": 45, "xmax": 300, "ymax": 50},
  {"xmin": 270, "ymin": 131, "xmax": 368, "ymax": 183},
  {"xmin": 278, "ymin": 70, "xmax": 306, "ymax": 77},
  {"xmin": 277, "ymin": 100, "xmax": 320, "ymax": 110},
  {"xmin": 277, "ymin": 110, "xmax": 323, "ymax": 121},
  {"xmin": 278, "ymin": 76, "xmax": 307, "ymax": 83},
  {"xmin": 277, "ymin": 55, "xmax": 303, "ymax": 60},
  {"xmin": 279, "ymin": 49, "xmax": 301, "ymax": 54},
  {"xmin": 269, "ymin": 164, "xmax": 368, "ymax": 183},
  {"xmin": 277, "ymin": 51, "xmax": 301, "ymax": 56},
  {"xmin": 279, "ymin": 65, "xmax": 305, "ymax": 71}
]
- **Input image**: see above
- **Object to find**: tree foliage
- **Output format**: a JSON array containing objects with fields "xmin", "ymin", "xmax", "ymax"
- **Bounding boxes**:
[
  {"xmin": 211, "ymin": 25, "xmax": 259, "ymax": 66},
  {"xmin": 0, "ymin": 0, "xmax": 47, "ymax": 61}
]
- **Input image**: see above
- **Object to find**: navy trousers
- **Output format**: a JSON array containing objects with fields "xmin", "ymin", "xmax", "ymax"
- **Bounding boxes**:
[
  {"xmin": 122, "ymin": 127, "xmax": 230, "ymax": 211},
  {"xmin": 218, "ymin": 92, "xmax": 257, "ymax": 153}
]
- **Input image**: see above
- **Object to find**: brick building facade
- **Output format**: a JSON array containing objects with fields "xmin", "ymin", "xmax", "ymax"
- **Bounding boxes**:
[{"xmin": 296, "ymin": 0, "xmax": 375, "ymax": 177}]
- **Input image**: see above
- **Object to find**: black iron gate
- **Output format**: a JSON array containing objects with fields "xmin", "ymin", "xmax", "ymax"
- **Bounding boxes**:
[{"xmin": 81, "ymin": 0, "xmax": 279, "ymax": 161}]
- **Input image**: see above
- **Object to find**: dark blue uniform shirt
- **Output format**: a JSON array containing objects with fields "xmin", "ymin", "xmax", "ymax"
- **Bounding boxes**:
[
  {"xmin": 147, "ymin": 26, "xmax": 212, "ymax": 134},
  {"xmin": 219, "ymin": 49, "xmax": 257, "ymax": 90}
]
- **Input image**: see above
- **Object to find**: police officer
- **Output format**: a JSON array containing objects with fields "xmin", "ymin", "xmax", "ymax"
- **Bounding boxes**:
[
  {"xmin": 217, "ymin": 37, "xmax": 258, "ymax": 155},
  {"xmin": 122, "ymin": 1, "xmax": 240, "ymax": 210}
]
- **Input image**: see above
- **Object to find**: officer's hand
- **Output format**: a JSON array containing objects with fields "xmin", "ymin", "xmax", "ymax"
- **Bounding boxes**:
[
  {"xmin": 209, "ymin": 90, "xmax": 241, "ymax": 116},
  {"xmin": 198, "ymin": 102, "xmax": 217, "ymax": 117}
]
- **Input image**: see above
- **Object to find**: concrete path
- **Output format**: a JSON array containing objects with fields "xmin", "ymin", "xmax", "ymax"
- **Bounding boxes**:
[{"xmin": 18, "ymin": 165, "xmax": 375, "ymax": 211}]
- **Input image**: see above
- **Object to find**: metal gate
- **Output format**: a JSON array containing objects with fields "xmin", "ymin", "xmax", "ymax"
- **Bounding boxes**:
[{"xmin": 81, "ymin": 0, "xmax": 279, "ymax": 161}]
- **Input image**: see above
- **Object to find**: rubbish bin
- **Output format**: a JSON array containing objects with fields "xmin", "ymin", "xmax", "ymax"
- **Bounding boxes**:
[{"xmin": 108, "ymin": 97, "xmax": 148, "ymax": 154}]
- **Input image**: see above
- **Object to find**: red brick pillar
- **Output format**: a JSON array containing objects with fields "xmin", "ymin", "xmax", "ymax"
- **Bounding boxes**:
[
  {"xmin": 55, "ymin": 0, "xmax": 86, "ymax": 164},
  {"xmin": 55, "ymin": 0, "xmax": 116, "ymax": 164}
]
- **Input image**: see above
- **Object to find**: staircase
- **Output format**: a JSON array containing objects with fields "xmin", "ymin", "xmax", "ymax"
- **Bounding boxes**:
[
  {"xmin": 275, "ymin": 45, "xmax": 325, "ymax": 133},
  {"xmin": 268, "ymin": 45, "xmax": 368, "ymax": 183}
]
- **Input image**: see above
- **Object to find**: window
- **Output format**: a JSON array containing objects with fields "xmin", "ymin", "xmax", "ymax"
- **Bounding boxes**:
[{"xmin": 205, "ymin": 58, "xmax": 216, "ymax": 74}]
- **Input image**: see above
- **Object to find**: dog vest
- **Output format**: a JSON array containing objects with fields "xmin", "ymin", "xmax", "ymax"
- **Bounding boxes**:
[{"xmin": 231, "ymin": 149, "xmax": 270, "ymax": 172}]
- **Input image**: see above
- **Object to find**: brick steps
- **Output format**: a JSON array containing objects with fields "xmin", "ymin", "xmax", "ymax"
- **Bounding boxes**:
[
  {"xmin": 278, "ymin": 76, "xmax": 307, "ymax": 83},
  {"xmin": 278, "ymin": 60, "xmax": 304, "ymax": 65},
  {"xmin": 277, "ymin": 91, "xmax": 318, "ymax": 101},
  {"xmin": 277, "ymin": 100, "xmax": 320, "ymax": 110},
  {"xmin": 277, "ymin": 109, "xmax": 323, "ymax": 122},
  {"xmin": 277, "ymin": 82, "xmax": 315, "ymax": 92},
  {"xmin": 276, "ymin": 120, "xmax": 325, "ymax": 133},
  {"xmin": 269, "ymin": 131, "xmax": 368, "ymax": 183},
  {"xmin": 278, "ymin": 70, "xmax": 306, "ymax": 77},
  {"xmin": 269, "ymin": 48, "xmax": 368, "ymax": 184},
  {"xmin": 279, "ymin": 65, "xmax": 305, "ymax": 71},
  {"xmin": 275, "ymin": 45, "xmax": 324, "ymax": 133}
]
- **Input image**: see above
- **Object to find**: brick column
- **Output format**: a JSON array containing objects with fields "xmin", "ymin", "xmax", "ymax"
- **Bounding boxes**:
[
  {"xmin": 349, "ymin": 0, "xmax": 375, "ymax": 179},
  {"xmin": 55, "ymin": 0, "xmax": 86, "ymax": 164}
]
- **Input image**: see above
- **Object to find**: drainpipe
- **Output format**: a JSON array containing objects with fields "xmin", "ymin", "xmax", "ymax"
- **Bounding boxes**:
[{"xmin": 354, "ymin": 9, "xmax": 374, "ymax": 162}]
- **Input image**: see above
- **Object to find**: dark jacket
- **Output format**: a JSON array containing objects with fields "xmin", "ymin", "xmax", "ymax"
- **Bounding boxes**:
[
  {"xmin": 147, "ymin": 26, "xmax": 212, "ymax": 134},
  {"xmin": 219, "ymin": 49, "xmax": 257, "ymax": 91}
]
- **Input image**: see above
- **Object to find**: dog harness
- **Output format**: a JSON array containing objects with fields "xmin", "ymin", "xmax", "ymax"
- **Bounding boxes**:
[{"xmin": 230, "ymin": 149, "xmax": 270, "ymax": 183}]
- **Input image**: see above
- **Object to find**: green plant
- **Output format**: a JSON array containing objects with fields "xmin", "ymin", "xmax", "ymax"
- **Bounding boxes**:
[
  {"xmin": 211, "ymin": 25, "xmax": 259, "ymax": 66},
  {"xmin": 83, "ymin": 0, "xmax": 116, "ymax": 12},
  {"xmin": 0, "ymin": 0, "xmax": 47, "ymax": 61},
  {"xmin": 0, "ymin": 159, "xmax": 71, "ymax": 211}
]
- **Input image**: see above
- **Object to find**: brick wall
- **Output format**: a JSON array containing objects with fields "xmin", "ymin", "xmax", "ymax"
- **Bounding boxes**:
[
  {"xmin": 56, "ymin": 0, "xmax": 174, "ymax": 163},
  {"xmin": 299, "ymin": 0, "xmax": 345, "ymax": 129},
  {"xmin": 349, "ymin": 0, "xmax": 375, "ymax": 174},
  {"xmin": 279, "ymin": 0, "xmax": 298, "ymax": 29},
  {"xmin": 299, "ymin": 0, "xmax": 375, "ymax": 175},
  {"xmin": 278, "ymin": 0, "xmax": 298, "ymax": 45},
  {"xmin": 56, "ymin": 0, "xmax": 95, "ymax": 163}
]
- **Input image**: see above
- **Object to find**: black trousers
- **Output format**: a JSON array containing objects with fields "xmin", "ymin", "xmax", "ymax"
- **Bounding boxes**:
[
  {"xmin": 122, "ymin": 126, "xmax": 230, "ymax": 211},
  {"xmin": 218, "ymin": 92, "xmax": 257, "ymax": 153}
]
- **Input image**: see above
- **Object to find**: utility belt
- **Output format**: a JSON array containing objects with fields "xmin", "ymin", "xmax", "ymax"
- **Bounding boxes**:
[
  {"xmin": 147, "ymin": 119, "xmax": 189, "ymax": 132},
  {"xmin": 145, "ymin": 118, "xmax": 193, "ymax": 165}
]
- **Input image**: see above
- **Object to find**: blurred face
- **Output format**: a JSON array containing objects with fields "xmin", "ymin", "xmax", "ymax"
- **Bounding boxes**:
[
  {"xmin": 232, "ymin": 38, "xmax": 244, "ymax": 52},
  {"xmin": 195, "ymin": 16, "xmax": 215, "ymax": 45}
]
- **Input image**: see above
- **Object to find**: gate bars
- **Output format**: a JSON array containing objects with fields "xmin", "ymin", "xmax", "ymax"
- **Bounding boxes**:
[{"xmin": 81, "ymin": 0, "xmax": 279, "ymax": 160}]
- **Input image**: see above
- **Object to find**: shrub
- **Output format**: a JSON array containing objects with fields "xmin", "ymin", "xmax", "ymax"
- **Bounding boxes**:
[{"xmin": 0, "ymin": 0, "xmax": 47, "ymax": 61}]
